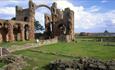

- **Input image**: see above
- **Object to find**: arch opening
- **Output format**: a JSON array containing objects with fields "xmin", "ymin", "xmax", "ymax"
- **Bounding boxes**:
[
  {"xmin": 35, "ymin": 5, "xmax": 53, "ymax": 39},
  {"xmin": 24, "ymin": 24, "xmax": 29, "ymax": 40},
  {"xmin": 13, "ymin": 23, "xmax": 21, "ymax": 41},
  {"xmin": 1, "ymin": 23, "xmax": 8, "ymax": 42}
]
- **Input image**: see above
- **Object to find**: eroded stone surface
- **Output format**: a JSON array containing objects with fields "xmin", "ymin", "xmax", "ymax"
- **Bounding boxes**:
[
  {"xmin": 0, "ymin": 55, "xmax": 28, "ymax": 70},
  {"xmin": 46, "ymin": 58, "xmax": 115, "ymax": 70},
  {"xmin": 0, "ymin": 0, "xmax": 74, "ymax": 42}
]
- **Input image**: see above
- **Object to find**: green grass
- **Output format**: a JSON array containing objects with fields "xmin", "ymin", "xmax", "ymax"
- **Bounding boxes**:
[
  {"xmin": 11, "ymin": 40, "xmax": 115, "ymax": 70},
  {"xmin": 0, "ymin": 41, "xmax": 34, "ymax": 47},
  {"xmin": 13, "ymin": 50, "xmax": 74, "ymax": 70},
  {"xmin": 0, "ymin": 63, "xmax": 5, "ymax": 68},
  {"xmin": 35, "ymin": 41, "xmax": 115, "ymax": 60}
]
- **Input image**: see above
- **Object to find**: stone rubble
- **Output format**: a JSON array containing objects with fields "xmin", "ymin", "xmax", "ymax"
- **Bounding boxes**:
[
  {"xmin": 46, "ymin": 58, "xmax": 115, "ymax": 70},
  {"xmin": 0, "ymin": 54, "xmax": 28, "ymax": 70}
]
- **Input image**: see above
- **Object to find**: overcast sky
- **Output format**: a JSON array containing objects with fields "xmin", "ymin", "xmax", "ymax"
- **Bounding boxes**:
[{"xmin": 0, "ymin": 0, "xmax": 115, "ymax": 33}]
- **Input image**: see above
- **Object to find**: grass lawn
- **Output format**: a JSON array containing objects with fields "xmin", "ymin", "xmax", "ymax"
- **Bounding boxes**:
[
  {"xmin": 0, "ymin": 63, "xmax": 5, "ymax": 68},
  {"xmin": 0, "ymin": 41, "xmax": 34, "ymax": 48},
  {"xmin": 11, "ymin": 40, "xmax": 115, "ymax": 70}
]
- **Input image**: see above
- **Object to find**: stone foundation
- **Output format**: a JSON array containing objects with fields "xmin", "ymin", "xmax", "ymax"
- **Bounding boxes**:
[{"xmin": 46, "ymin": 58, "xmax": 115, "ymax": 70}]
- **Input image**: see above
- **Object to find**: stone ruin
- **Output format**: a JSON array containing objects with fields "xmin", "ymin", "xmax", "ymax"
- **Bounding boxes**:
[
  {"xmin": 46, "ymin": 58, "xmax": 115, "ymax": 70},
  {"xmin": 0, "ymin": 54, "xmax": 28, "ymax": 70},
  {"xmin": 0, "ymin": 47, "xmax": 9, "ymax": 57},
  {"xmin": 0, "ymin": 0, "xmax": 74, "ymax": 42}
]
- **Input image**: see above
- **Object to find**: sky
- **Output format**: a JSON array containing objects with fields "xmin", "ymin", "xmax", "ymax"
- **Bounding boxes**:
[{"xmin": 0, "ymin": 0, "xmax": 115, "ymax": 33}]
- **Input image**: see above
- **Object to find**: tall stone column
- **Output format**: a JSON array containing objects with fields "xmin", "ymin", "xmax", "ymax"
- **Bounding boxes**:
[
  {"xmin": 8, "ymin": 22, "xmax": 14, "ymax": 42},
  {"xmin": 63, "ymin": 8, "xmax": 74, "ymax": 42},
  {"xmin": 28, "ymin": 0, "xmax": 35, "ymax": 41},
  {"xmin": 51, "ymin": 3, "xmax": 58, "ymax": 37},
  {"xmin": 70, "ymin": 11, "xmax": 74, "ymax": 41},
  {"xmin": 28, "ymin": 18, "xmax": 35, "ymax": 41},
  {"xmin": 20, "ymin": 24, "xmax": 24, "ymax": 41},
  {"xmin": 0, "ymin": 24, "xmax": 2, "ymax": 42}
]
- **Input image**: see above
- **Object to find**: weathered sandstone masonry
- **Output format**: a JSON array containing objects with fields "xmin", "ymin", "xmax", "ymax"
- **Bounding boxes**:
[{"xmin": 0, "ymin": 0, "xmax": 74, "ymax": 42}]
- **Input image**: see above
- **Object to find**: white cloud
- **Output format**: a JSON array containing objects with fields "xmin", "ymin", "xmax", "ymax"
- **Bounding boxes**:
[
  {"xmin": 101, "ymin": 0, "xmax": 108, "ymax": 3},
  {"xmin": 34, "ymin": 0, "xmax": 52, "ymax": 5},
  {"xmin": 89, "ymin": 5, "xmax": 100, "ymax": 12},
  {"xmin": 105, "ymin": 10, "xmax": 115, "ymax": 25},
  {"xmin": 0, "ymin": 7, "xmax": 15, "ymax": 15},
  {"xmin": 0, "ymin": 0, "xmax": 115, "ymax": 32},
  {"xmin": 52, "ymin": 0, "xmax": 115, "ymax": 30}
]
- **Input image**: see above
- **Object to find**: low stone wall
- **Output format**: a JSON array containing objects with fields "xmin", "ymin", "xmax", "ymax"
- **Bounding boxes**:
[
  {"xmin": 39, "ymin": 37, "xmax": 58, "ymax": 46},
  {"xmin": 0, "ymin": 48, "xmax": 9, "ymax": 57},
  {"xmin": 7, "ymin": 37, "xmax": 58, "ymax": 52},
  {"xmin": 0, "ymin": 55, "xmax": 28, "ymax": 70},
  {"xmin": 46, "ymin": 58, "xmax": 115, "ymax": 70}
]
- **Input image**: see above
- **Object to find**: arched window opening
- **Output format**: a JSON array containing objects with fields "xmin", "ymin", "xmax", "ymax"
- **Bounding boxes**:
[
  {"xmin": 24, "ymin": 17, "xmax": 28, "ymax": 22},
  {"xmin": 24, "ymin": 24, "xmax": 29, "ymax": 40}
]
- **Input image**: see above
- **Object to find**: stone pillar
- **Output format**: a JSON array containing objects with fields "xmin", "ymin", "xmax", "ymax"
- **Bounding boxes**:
[
  {"xmin": 0, "ymin": 33, "xmax": 2, "ymax": 42},
  {"xmin": 0, "ymin": 24, "xmax": 2, "ymax": 42},
  {"xmin": 28, "ymin": 20, "xmax": 35, "ymax": 41},
  {"xmin": 8, "ymin": 22, "xmax": 14, "ymax": 42},
  {"xmin": 28, "ymin": 0, "xmax": 35, "ymax": 41},
  {"xmin": 63, "ymin": 8, "xmax": 74, "ymax": 42},
  {"xmin": 0, "ymin": 47, "xmax": 2, "ymax": 56},
  {"xmin": 51, "ymin": 2, "xmax": 57, "ymax": 37},
  {"xmin": 70, "ymin": 11, "xmax": 74, "ymax": 41},
  {"xmin": 20, "ymin": 24, "xmax": 24, "ymax": 41}
]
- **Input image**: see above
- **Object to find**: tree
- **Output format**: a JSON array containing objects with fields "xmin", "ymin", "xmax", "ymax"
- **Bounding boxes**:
[
  {"xmin": 79, "ymin": 32, "xmax": 87, "ymax": 36},
  {"xmin": 104, "ymin": 30, "xmax": 109, "ymax": 33},
  {"xmin": 34, "ymin": 20, "xmax": 44, "ymax": 31},
  {"xmin": 11, "ymin": 17, "xmax": 16, "ymax": 20},
  {"xmin": 11, "ymin": 18, "xmax": 44, "ymax": 32}
]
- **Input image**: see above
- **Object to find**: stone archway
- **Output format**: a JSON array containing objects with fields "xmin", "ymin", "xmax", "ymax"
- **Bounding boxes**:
[
  {"xmin": 34, "ymin": 4, "xmax": 53, "ymax": 39},
  {"xmin": 35, "ymin": 4, "xmax": 51, "ymax": 10},
  {"xmin": 13, "ymin": 23, "xmax": 21, "ymax": 41},
  {"xmin": 28, "ymin": 0, "xmax": 56, "ymax": 40}
]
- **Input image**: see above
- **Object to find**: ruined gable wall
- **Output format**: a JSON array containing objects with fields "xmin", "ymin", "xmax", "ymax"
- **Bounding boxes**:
[{"xmin": 16, "ymin": 6, "xmax": 29, "ymax": 22}]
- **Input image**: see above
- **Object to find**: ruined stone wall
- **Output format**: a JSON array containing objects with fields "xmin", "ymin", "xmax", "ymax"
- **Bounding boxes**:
[
  {"xmin": 54, "ymin": 9, "xmax": 64, "ymax": 36},
  {"xmin": 47, "ymin": 58, "xmax": 115, "ymax": 70},
  {"xmin": 45, "ymin": 14, "xmax": 52, "ymax": 32},
  {"xmin": 63, "ymin": 8, "xmax": 74, "ymax": 41},
  {"xmin": 16, "ymin": 6, "xmax": 29, "ymax": 22},
  {"xmin": 45, "ymin": 3, "xmax": 74, "ymax": 42},
  {"xmin": 70, "ymin": 10, "xmax": 74, "ymax": 41},
  {"xmin": 0, "ymin": 20, "xmax": 3, "ymax": 42},
  {"xmin": 51, "ymin": 3, "xmax": 58, "ymax": 36},
  {"xmin": 0, "ymin": 19, "xmax": 28, "ymax": 42},
  {"xmin": 1, "ymin": 1, "xmax": 75, "ymax": 42},
  {"xmin": 16, "ymin": 0, "xmax": 35, "ymax": 41},
  {"xmin": 39, "ymin": 37, "xmax": 58, "ymax": 46},
  {"xmin": 28, "ymin": 0, "xmax": 35, "ymax": 40},
  {"xmin": 0, "ymin": 34, "xmax": 2, "ymax": 42}
]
